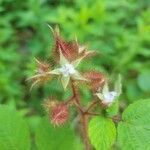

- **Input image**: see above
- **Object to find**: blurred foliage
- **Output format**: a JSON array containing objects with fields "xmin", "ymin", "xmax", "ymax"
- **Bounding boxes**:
[
  {"xmin": 0, "ymin": 105, "xmax": 31, "ymax": 150},
  {"xmin": 0, "ymin": 0, "xmax": 150, "ymax": 149},
  {"xmin": 35, "ymin": 117, "xmax": 84, "ymax": 150}
]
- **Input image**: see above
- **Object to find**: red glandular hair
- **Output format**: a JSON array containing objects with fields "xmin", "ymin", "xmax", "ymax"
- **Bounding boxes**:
[
  {"xmin": 52, "ymin": 27, "xmax": 95, "ymax": 63},
  {"xmin": 83, "ymin": 71, "xmax": 106, "ymax": 91},
  {"xmin": 50, "ymin": 102, "xmax": 69, "ymax": 126}
]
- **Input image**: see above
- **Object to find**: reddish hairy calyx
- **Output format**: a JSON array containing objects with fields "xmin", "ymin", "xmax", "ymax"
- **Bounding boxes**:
[
  {"xmin": 51, "ymin": 102, "xmax": 69, "ymax": 126},
  {"xmin": 84, "ymin": 71, "xmax": 106, "ymax": 91}
]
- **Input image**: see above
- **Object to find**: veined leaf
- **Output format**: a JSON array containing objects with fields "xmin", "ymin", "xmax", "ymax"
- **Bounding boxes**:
[
  {"xmin": 117, "ymin": 99, "xmax": 150, "ymax": 150},
  {"xmin": 88, "ymin": 116, "xmax": 116, "ymax": 150}
]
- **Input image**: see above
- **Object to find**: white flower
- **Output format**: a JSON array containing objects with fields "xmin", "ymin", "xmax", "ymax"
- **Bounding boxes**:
[
  {"xmin": 59, "ymin": 64, "xmax": 76, "ymax": 77},
  {"xmin": 103, "ymin": 91, "xmax": 117, "ymax": 103},
  {"xmin": 48, "ymin": 50, "xmax": 88, "ymax": 90},
  {"xmin": 96, "ymin": 75, "xmax": 122, "ymax": 105}
]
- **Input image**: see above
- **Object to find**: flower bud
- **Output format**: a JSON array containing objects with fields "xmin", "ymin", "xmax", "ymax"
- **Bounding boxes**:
[
  {"xmin": 52, "ymin": 26, "xmax": 96, "ymax": 63},
  {"xmin": 43, "ymin": 100, "xmax": 57, "ymax": 112},
  {"xmin": 52, "ymin": 27, "xmax": 78, "ymax": 62},
  {"xmin": 35, "ymin": 58, "xmax": 50, "ymax": 74},
  {"xmin": 27, "ymin": 59, "xmax": 51, "ymax": 90},
  {"xmin": 51, "ymin": 103, "xmax": 69, "ymax": 126},
  {"xmin": 43, "ymin": 100, "xmax": 69, "ymax": 126},
  {"xmin": 83, "ymin": 71, "xmax": 106, "ymax": 91}
]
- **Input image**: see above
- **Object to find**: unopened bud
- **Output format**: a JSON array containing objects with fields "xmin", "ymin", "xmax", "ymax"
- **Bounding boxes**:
[
  {"xmin": 84, "ymin": 71, "xmax": 106, "ymax": 91},
  {"xmin": 51, "ymin": 103, "xmax": 69, "ymax": 126}
]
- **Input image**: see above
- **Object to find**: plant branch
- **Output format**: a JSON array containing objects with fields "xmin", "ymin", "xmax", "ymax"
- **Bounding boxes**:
[
  {"xmin": 85, "ymin": 100, "xmax": 99, "ymax": 113},
  {"xmin": 64, "ymin": 96, "xmax": 74, "ymax": 105},
  {"xmin": 71, "ymin": 80, "xmax": 80, "ymax": 104},
  {"xmin": 70, "ymin": 79, "xmax": 91, "ymax": 150},
  {"xmin": 81, "ymin": 114, "xmax": 91, "ymax": 150},
  {"xmin": 85, "ymin": 112, "xmax": 100, "ymax": 116}
]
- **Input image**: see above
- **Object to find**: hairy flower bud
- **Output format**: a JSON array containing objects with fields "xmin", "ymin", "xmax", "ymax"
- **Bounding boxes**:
[
  {"xmin": 27, "ymin": 58, "xmax": 51, "ymax": 90},
  {"xmin": 43, "ymin": 100, "xmax": 69, "ymax": 126},
  {"xmin": 43, "ymin": 99, "xmax": 57, "ymax": 112},
  {"xmin": 52, "ymin": 27, "xmax": 79, "ymax": 62},
  {"xmin": 51, "ymin": 103, "xmax": 69, "ymax": 126},
  {"xmin": 36, "ymin": 58, "xmax": 50, "ymax": 74},
  {"xmin": 51, "ymin": 26, "xmax": 96, "ymax": 63},
  {"xmin": 83, "ymin": 71, "xmax": 106, "ymax": 91}
]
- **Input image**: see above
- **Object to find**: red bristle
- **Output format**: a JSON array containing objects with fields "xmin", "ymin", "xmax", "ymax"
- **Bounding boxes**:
[
  {"xmin": 84, "ymin": 71, "xmax": 106, "ymax": 91},
  {"xmin": 50, "ymin": 103, "xmax": 69, "ymax": 126}
]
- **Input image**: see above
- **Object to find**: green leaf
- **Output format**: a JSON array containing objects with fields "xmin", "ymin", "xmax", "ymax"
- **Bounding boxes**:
[
  {"xmin": 117, "ymin": 99, "xmax": 150, "ymax": 150},
  {"xmin": 0, "ymin": 105, "xmax": 30, "ymax": 150},
  {"xmin": 88, "ymin": 116, "xmax": 116, "ymax": 150},
  {"xmin": 35, "ymin": 117, "xmax": 83, "ymax": 150},
  {"xmin": 137, "ymin": 71, "xmax": 150, "ymax": 92}
]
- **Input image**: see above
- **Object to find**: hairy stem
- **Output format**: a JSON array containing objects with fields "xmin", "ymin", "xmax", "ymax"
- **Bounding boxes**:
[
  {"xmin": 71, "ymin": 79, "xmax": 91, "ymax": 150},
  {"xmin": 71, "ymin": 80, "xmax": 80, "ymax": 104},
  {"xmin": 86, "ymin": 100, "xmax": 99, "ymax": 112},
  {"xmin": 81, "ymin": 114, "xmax": 91, "ymax": 150}
]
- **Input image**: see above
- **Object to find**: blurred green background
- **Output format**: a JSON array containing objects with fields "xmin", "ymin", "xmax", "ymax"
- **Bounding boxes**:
[{"xmin": 0, "ymin": 0, "xmax": 150, "ymax": 149}]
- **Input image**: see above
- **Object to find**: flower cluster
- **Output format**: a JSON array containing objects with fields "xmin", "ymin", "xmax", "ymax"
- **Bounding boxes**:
[
  {"xmin": 28, "ymin": 26, "xmax": 95, "ymax": 90},
  {"xmin": 28, "ymin": 26, "xmax": 122, "ymax": 126}
]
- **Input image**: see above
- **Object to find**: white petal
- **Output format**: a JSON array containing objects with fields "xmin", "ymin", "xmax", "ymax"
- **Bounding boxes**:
[
  {"xmin": 103, "ymin": 91, "xmax": 117, "ymax": 103},
  {"xmin": 71, "ymin": 57, "xmax": 84, "ymax": 67},
  {"xmin": 61, "ymin": 76, "xmax": 70, "ymax": 90},
  {"xmin": 49, "ymin": 69, "xmax": 61, "ymax": 75},
  {"xmin": 72, "ymin": 71, "xmax": 88, "ymax": 81},
  {"xmin": 59, "ymin": 64, "xmax": 76, "ymax": 77},
  {"xmin": 95, "ymin": 93, "xmax": 104, "ymax": 100}
]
